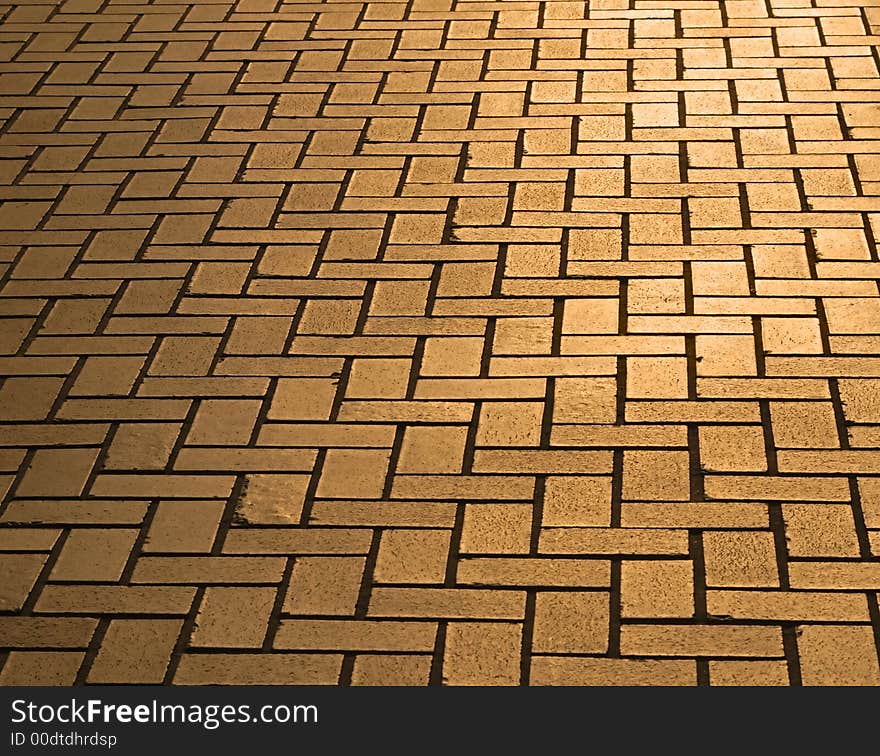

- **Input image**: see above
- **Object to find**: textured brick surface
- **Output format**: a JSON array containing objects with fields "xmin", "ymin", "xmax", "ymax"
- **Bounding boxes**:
[{"xmin": 1, "ymin": 0, "xmax": 880, "ymax": 687}]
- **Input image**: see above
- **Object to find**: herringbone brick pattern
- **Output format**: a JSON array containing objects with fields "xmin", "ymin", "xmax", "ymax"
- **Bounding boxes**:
[{"xmin": 1, "ymin": 0, "xmax": 879, "ymax": 687}]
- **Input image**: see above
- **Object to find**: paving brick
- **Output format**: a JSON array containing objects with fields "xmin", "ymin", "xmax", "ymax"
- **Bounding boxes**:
[
  {"xmin": 174, "ymin": 654, "xmax": 342, "ymax": 685},
  {"xmin": 34, "ymin": 586, "xmax": 196, "ymax": 616},
  {"xmin": 788, "ymin": 562, "xmax": 880, "ymax": 590},
  {"xmin": 798, "ymin": 625, "xmax": 880, "ymax": 686},
  {"xmin": 460, "ymin": 504, "xmax": 532, "ymax": 554},
  {"xmin": 621, "ymin": 560, "xmax": 694, "ymax": 618},
  {"xmin": 703, "ymin": 531, "xmax": 779, "ymax": 588},
  {"xmin": 16, "ymin": 448, "xmax": 99, "ymax": 497},
  {"xmin": 0, "ymin": 529, "xmax": 61, "ymax": 552},
  {"xmin": 351, "ymin": 655, "xmax": 432, "ymax": 686},
  {"xmin": 708, "ymin": 661, "xmax": 789, "ymax": 687},
  {"xmin": 104, "ymin": 424, "xmax": 181, "ymax": 471},
  {"xmin": 622, "ymin": 451, "xmax": 691, "ymax": 501},
  {"xmin": 0, "ymin": 652, "xmax": 84, "ymax": 686},
  {"xmin": 51, "ymin": 529, "xmax": 138, "ymax": 582},
  {"xmin": 0, "ymin": 617, "xmax": 97, "ymax": 649},
  {"xmin": 532, "ymin": 592, "xmax": 609, "ymax": 654},
  {"xmin": 540, "ymin": 528, "xmax": 688, "ymax": 556},
  {"xmin": 234, "ymin": 474, "xmax": 310, "ymax": 525},
  {"xmin": 707, "ymin": 591, "xmax": 869, "ymax": 623},
  {"xmin": 0, "ymin": 554, "xmax": 47, "ymax": 611},
  {"xmin": 317, "ymin": 449, "xmax": 390, "ymax": 499},
  {"xmin": 144, "ymin": 501, "xmax": 224, "ymax": 553},
  {"xmin": 699, "ymin": 426, "xmax": 767, "ymax": 472},
  {"xmin": 542, "ymin": 476, "xmax": 612, "ymax": 527},
  {"xmin": 782, "ymin": 504, "xmax": 861, "ymax": 557},
  {"xmin": 458, "ymin": 558, "xmax": 609, "ymax": 588},
  {"xmin": 223, "ymin": 529, "xmax": 372, "ymax": 555},
  {"xmin": 87, "ymin": 619, "xmax": 182, "ymax": 684},
  {"xmin": 443, "ymin": 622, "xmax": 522, "ymax": 686},
  {"xmin": 275, "ymin": 620, "xmax": 437, "ymax": 652},
  {"xmin": 0, "ymin": 378, "xmax": 63, "ymax": 421},
  {"xmin": 531, "ymin": 657, "xmax": 696, "ymax": 687},
  {"xmin": 368, "ymin": 588, "xmax": 525, "ymax": 620},
  {"xmin": 620, "ymin": 625, "xmax": 784, "ymax": 658},
  {"xmin": 397, "ymin": 426, "xmax": 468, "ymax": 473},
  {"xmin": 190, "ymin": 587, "xmax": 276, "ymax": 649},
  {"xmin": 284, "ymin": 557, "xmax": 365, "ymax": 616},
  {"xmin": 375, "ymin": 529, "xmax": 451, "ymax": 584},
  {"xmin": 131, "ymin": 555, "xmax": 284, "ymax": 584}
]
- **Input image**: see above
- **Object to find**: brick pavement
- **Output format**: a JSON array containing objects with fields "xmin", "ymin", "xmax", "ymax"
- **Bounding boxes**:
[{"xmin": 1, "ymin": 0, "xmax": 880, "ymax": 687}]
